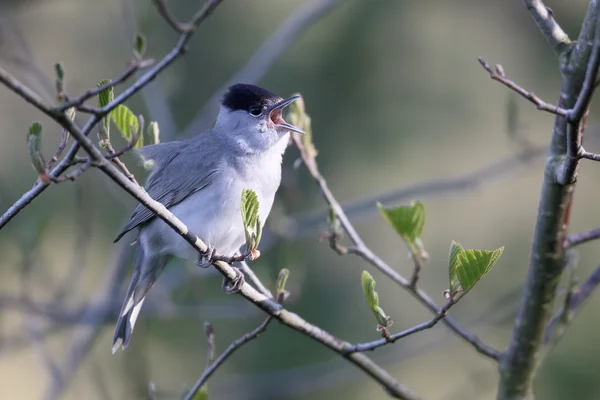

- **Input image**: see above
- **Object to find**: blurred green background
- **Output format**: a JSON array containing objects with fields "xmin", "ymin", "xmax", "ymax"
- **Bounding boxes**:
[{"xmin": 1, "ymin": 0, "xmax": 600, "ymax": 399}]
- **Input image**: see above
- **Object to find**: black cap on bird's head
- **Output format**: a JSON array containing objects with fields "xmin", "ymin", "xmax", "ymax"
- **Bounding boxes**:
[{"xmin": 222, "ymin": 83, "xmax": 305, "ymax": 134}]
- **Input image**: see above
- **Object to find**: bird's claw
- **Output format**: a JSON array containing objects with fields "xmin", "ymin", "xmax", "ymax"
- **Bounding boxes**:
[
  {"xmin": 196, "ymin": 245, "xmax": 216, "ymax": 268},
  {"xmin": 222, "ymin": 267, "xmax": 245, "ymax": 294}
]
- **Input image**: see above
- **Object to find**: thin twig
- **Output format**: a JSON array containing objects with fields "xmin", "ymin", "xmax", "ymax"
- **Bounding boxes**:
[
  {"xmin": 543, "ymin": 265, "xmax": 600, "ymax": 344},
  {"xmin": 409, "ymin": 256, "xmax": 422, "ymax": 289},
  {"xmin": 580, "ymin": 150, "xmax": 600, "ymax": 161},
  {"xmin": 184, "ymin": 317, "xmax": 273, "ymax": 400},
  {"xmin": 521, "ymin": 0, "xmax": 571, "ymax": 56},
  {"xmin": 49, "ymin": 161, "xmax": 93, "ymax": 183},
  {"xmin": 478, "ymin": 57, "xmax": 568, "ymax": 117},
  {"xmin": 567, "ymin": 227, "xmax": 600, "ymax": 247},
  {"xmin": 106, "ymin": 143, "xmax": 139, "ymax": 185},
  {"xmin": 348, "ymin": 300, "xmax": 455, "ymax": 353},
  {"xmin": 291, "ymin": 133, "xmax": 500, "ymax": 361},
  {"xmin": 238, "ymin": 260, "xmax": 274, "ymax": 298},
  {"xmin": 153, "ymin": 0, "xmax": 193, "ymax": 33},
  {"xmin": 46, "ymin": 129, "xmax": 70, "ymax": 169}
]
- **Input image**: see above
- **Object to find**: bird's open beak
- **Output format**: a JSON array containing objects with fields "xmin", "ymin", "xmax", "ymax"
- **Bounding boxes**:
[{"xmin": 268, "ymin": 95, "xmax": 305, "ymax": 134}]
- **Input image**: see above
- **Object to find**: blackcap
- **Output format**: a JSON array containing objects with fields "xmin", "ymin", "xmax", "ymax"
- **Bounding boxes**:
[{"xmin": 111, "ymin": 84, "xmax": 304, "ymax": 353}]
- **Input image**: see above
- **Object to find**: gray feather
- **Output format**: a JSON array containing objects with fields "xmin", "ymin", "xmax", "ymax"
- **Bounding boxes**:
[{"xmin": 114, "ymin": 134, "xmax": 220, "ymax": 243}]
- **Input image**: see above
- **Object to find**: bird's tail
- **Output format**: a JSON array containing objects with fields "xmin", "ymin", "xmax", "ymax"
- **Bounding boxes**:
[{"xmin": 112, "ymin": 244, "xmax": 167, "ymax": 354}]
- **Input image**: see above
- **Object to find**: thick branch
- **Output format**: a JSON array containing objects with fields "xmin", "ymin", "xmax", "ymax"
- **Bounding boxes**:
[
  {"xmin": 497, "ymin": 2, "xmax": 600, "ymax": 399},
  {"xmin": 522, "ymin": 0, "xmax": 571, "ymax": 56},
  {"xmin": 184, "ymin": 317, "xmax": 273, "ymax": 400}
]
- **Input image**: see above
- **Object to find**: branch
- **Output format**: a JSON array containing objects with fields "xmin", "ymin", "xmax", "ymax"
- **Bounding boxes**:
[
  {"xmin": 560, "ymin": 8, "xmax": 600, "ymax": 184},
  {"xmin": 497, "ymin": 2, "xmax": 600, "ymax": 398},
  {"xmin": 291, "ymin": 134, "xmax": 500, "ymax": 361},
  {"xmin": 45, "ymin": 128, "xmax": 69, "ymax": 169},
  {"xmin": 184, "ymin": 317, "xmax": 274, "ymax": 400},
  {"xmin": 567, "ymin": 227, "xmax": 600, "ymax": 247},
  {"xmin": 153, "ymin": 0, "xmax": 193, "ymax": 33},
  {"xmin": 238, "ymin": 260, "xmax": 274, "ymax": 298},
  {"xmin": 478, "ymin": 57, "xmax": 568, "ymax": 117},
  {"xmin": 182, "ymin": 0, "xmax": 344, "ymax": 136},
  {"xmin": 522, "ymin": 0, "xmax": 571, "ymax": 56},
  {"xmin": 544, "ymin": 265, "xmax": 600, "ymax": 344}
]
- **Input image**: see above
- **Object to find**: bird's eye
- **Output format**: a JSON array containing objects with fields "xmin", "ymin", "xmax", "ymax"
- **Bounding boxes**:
[{"xmin": 249, "ymin": 106, "xmax": 263, "ymax": 117}]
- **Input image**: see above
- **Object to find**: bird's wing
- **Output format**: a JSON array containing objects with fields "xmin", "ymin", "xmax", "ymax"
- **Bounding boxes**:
[{"xmin": 114, "ymin": 138, "xmax": 219, "ymax": 242}]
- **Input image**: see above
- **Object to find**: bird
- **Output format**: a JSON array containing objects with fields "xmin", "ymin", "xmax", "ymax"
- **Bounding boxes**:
[{"xmin": 111, "ymin": 83, "xmax": 304, "ymax": 353}]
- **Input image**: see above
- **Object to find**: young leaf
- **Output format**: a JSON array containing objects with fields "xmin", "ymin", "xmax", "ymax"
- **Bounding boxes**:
[
  {"xmin": 377, "ymin": 201, "xmax": 425, "ymax": 250},
  {"xmin": 97, "ymin": 79, "xmax": 114, "ymax": 146},
  {"xmin": 54, "ymin": 63, "xmax": 64, "ymax": 82},
  {"xmin": 286, "ymin": 94, "xmax": 317, "ymax": 159},
  {"xmin": 97, "ymin": 79, "xmax": 114, "ymax": 108},
  {"xmin": 111, "ymin": 104, "xmax": 139, "ymax": 142},
  {"xmin": 54, "ymin": 62, "xmax": 65, "ymax": 97},
  {"xmin": 148, "ymin": 121, "xmax": 160, "ymax": 144},
  {"xmin": 240, "ymin": 189, "xmax": 261, "ymax": 252},
  {"xmin": 448, "ymin": 241, "xmax": 504, "ymax": 298},
  {"xmin": 360, "ymin": 271, "xmax": 391, "ymax": 327},
  {"xmin": 192, "ymin": 385, "xmax": 208, "ymax": 400},
  {"xmin": 133, "ymin": 32, "xmax": 147, "ymax": 59},
  {"xmin": 277, "ymin": 268, "xmax": 290, "ymax": 294},
  {"xmin": 27, "ymin": 122, "xmax": 48, "ymax": 183}
]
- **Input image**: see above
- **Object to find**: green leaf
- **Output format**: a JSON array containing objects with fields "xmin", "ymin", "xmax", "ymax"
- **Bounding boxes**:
[
  {"xmin": 97, "ymin": 79, "xmax": 114, "ymax": 108},
  {"xmin": 133, "ymin": 32, "xmax": 147, "ymax": 58},
  {"xmin": 97, "ymin": 79, "xmax": 114, "ymax": 145},
  {"xmin": 377, "ymin": 201, "xmax": 425, "ymax": 250},
  {"xmin": 111, "ymin": 104, "xmax": 139, "ymax": 142},
  {"xmin": 448, "ymin": 241, "xmax": 504, "ymax": 298},
  {"xmin": 182, "ymin": 385, "xmax": 208, "ymax": 400},
  {"xmin": 240, "ymin": 189, "xmax": 261, "ymax": 251},
  {"xmin": 360, "ymin": 271, "xmax": 390, "ymax": 327}
]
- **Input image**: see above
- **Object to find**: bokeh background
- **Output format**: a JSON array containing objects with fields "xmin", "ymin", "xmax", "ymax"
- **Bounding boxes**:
[{"xmin": 1, "ymin": 1, "xmax": 599, "ymax": 399}]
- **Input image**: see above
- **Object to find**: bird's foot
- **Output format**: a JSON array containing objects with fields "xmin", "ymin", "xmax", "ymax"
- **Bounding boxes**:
[
  {"xmin": 222, "ymin": 267, "xmax": 245, "ymax": 294},
  {"xmin": 196, "ymin": 245, "xmax": 216, "ymax": 268}
]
